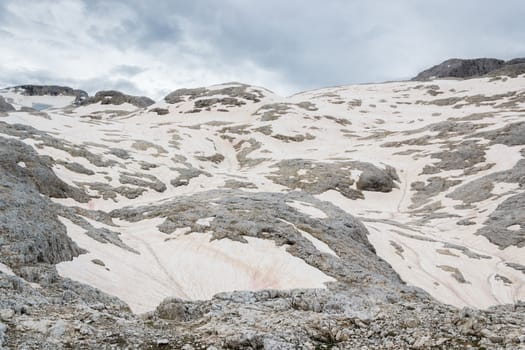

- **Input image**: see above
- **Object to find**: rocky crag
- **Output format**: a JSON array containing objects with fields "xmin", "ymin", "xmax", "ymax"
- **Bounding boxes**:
[
  {"xmin": 0, "ymin": 61, "xmax": 525, "ymax": 349},
  {"xmin": 413, "ymin": 57, "xmax": 525, "ymax": 81}
]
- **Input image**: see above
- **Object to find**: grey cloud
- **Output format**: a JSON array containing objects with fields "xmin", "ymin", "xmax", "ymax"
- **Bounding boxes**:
[
  {"xmin": 0, "ymin": 68, "xmax": 65, "ymax": 89},
  {"xmin": 111, "ymin": 65, "xmax": 146, "ymax": 77},
  {"xmin": 83, "ymin": 0, "xmax": 182, "ymax": 50},
  {"xmin": 0, "ymin": 67, "xmax": 142, "ymax": 98},
  {"xmin": 1, "ymin": 0, "xmax": 525, "ymax": 97},
  {"xmin": 81, "ymin": 77, "xmax": 142, "ymax": 96},
  {"xmin": 0, "ymin": 29, "xmax": 14, "ymax": 38},
  {"xmin": 0, "ymin": 1, "xmax": 10, "ymax": 22},
  {"xmin": 81, "ymin": 0, "xmax": 525, "ymax": 89}
]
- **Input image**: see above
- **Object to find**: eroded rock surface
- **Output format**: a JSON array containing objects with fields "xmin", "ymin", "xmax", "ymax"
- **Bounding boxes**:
[
  {"xmin": 8, "ymin": 85, "xmax": 88, "ymax": 104},
  {"xmin": 0, "ymin": 137, "xmax": 85, "ymax": 267}
]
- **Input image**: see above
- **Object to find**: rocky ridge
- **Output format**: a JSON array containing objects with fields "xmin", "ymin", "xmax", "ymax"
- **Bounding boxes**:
[
  {"xmin": 413, "ymin": 57, "xmax": 525, "ymax": 81},
  {"xmin": 82, "ymin": 90, "xmax": 155, "ymax": 108}
]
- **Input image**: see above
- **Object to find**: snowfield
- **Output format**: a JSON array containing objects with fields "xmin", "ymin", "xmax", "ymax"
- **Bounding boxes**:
[{"xmin": 1, "ymin": 76, "xmax": 524, "ymax": 313}]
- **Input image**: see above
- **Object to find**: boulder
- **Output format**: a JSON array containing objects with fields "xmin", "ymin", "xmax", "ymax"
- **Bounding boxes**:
[{"xmin": 11, "ymin": 85, "xmax": 88, "ymax": 104}]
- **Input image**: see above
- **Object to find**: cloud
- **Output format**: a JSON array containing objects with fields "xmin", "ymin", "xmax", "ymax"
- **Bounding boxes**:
[
  {"xmin": 111, "ymin": 65, "xmax": 147, "ymax": 77},
  {"xmin": 1, "ymin": 0, "xmax": 524, "ymax": 100}
]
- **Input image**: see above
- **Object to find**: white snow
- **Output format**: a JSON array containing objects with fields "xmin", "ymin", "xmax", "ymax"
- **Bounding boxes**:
[
  {"xmin": 0, "ymin": 91, "xmax": 76, "ymax": 109},
  {"xmin": 56, "ymin": 217, "xmax": 334, "ymax": 313},
  {"xmin": 297, "ymin": 228, "xmax": 339, "ymax": 258},
  {"xmin": 196, "ymin": 217, "xmax": 214, "ymax": 226}
]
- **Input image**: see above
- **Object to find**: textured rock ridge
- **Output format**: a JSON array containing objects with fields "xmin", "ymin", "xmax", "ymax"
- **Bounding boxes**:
[
  {"xmin": 82, "ymin": 90, "xmax": 155, "ymax": 108},
  {"xmin": 413, "ymin": 57, "xmax": 525, "ymax": 80},
  {"xmin": 9, "ymin": 85, "xmax": 89, "ymax": 104}
]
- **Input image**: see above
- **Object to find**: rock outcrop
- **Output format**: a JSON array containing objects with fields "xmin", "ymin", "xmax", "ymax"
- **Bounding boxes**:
[
  {"xmin": 82, "ymin": 90, "xmax": 154, "ymax": 108},
  {"xmin": 0, "ymin": 137, "xmax": 86, "ymax": 268},
  {"xmin": 10, "ymin": 85, "xmax": 88, "ymax": 104},
  {"xmin": 413, "ymin": 57, "xmax": 525, "ymax": 80}
]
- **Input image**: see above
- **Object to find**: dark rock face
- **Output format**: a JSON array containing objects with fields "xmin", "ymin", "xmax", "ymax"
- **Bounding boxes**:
[
  {"xmin": 413, "ymin": 58, "xmax": 505, "ymax": 80},
  {"xmin": 412, "ymin": 57, "xmax": 525, "ymax": 81},
  {"xmin": 83, "ymin": 90, "xmax": 154, "ymax": 108},
  {"xmin": 164, "ymin": 83, "xmax": 265, "ymax": 106},
  {"xmin": 506, "ymin": 58, "xmax": 525, "ymax": 65},
  {"xmin": 11, "ymin": 85, "xmax": 88, "ymax": 104},
  {"xmin": 0, "ymin": 96, "xmax": 15, "ymax": 112},
  {"xmin": 0, "ymin": 137, "xmax": 88, "ymax": 202},
  {"xmin": 0, "ymin": 136, "xmax": 86, "ymax": 267},
  {"xmin": 488, "ymin": 63, "xmax": 525, "ymax": 78}
]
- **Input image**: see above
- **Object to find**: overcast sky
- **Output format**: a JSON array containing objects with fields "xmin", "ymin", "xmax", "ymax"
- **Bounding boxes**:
[{"xmin": 1, "ymin": 0, "xmax": 524, "ymax": 99}]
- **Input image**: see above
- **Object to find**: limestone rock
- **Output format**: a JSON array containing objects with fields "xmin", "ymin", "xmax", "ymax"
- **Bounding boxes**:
[
  {"xmin": 413, "ymin": 57, "xmax": 525, "ymax": 80},
  {"xmin": 83, "ymin": 90, "xmax": 154, "ymax": 108}
]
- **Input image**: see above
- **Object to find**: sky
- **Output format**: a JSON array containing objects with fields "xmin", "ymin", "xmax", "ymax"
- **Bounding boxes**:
[{"xmin": 0, "ymin": 0, "xmax": 524, "ymax": 99}]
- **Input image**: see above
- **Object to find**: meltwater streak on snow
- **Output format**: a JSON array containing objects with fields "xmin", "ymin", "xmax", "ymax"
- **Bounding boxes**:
[{"xmin": 2, "ymin": 77, "xmax": 525, "ymax": 311}]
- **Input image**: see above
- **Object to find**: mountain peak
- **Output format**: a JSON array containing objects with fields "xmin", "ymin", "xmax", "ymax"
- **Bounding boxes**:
[
  {"xmin": 82, "ymin": 90, "xmax": 155, "ymax": 108},
  {"xmin": 413, "ymin": 57, "xmax": 525, "ymax": 81}
]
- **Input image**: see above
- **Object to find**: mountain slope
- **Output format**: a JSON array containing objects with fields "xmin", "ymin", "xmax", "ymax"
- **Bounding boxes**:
[{"xmin": 1, "ymin": 73, "xmax": 525, "ymax": 348}]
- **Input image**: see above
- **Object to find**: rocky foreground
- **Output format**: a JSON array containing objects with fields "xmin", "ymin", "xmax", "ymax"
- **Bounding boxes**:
[{"xmin": 1, "ymin": 59, "xmax": 525, "ymax": 349}]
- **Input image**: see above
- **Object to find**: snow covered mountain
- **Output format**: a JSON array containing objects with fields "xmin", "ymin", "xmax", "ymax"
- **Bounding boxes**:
[{"xmin": 1, "ymin": 66, "xmax": 525, "ymax": 348}]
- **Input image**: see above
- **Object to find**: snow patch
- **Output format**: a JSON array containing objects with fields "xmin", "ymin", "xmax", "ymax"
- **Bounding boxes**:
[{"xmin": 57, "ymin": 218, "xmax": 335, "ymax": 313}]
